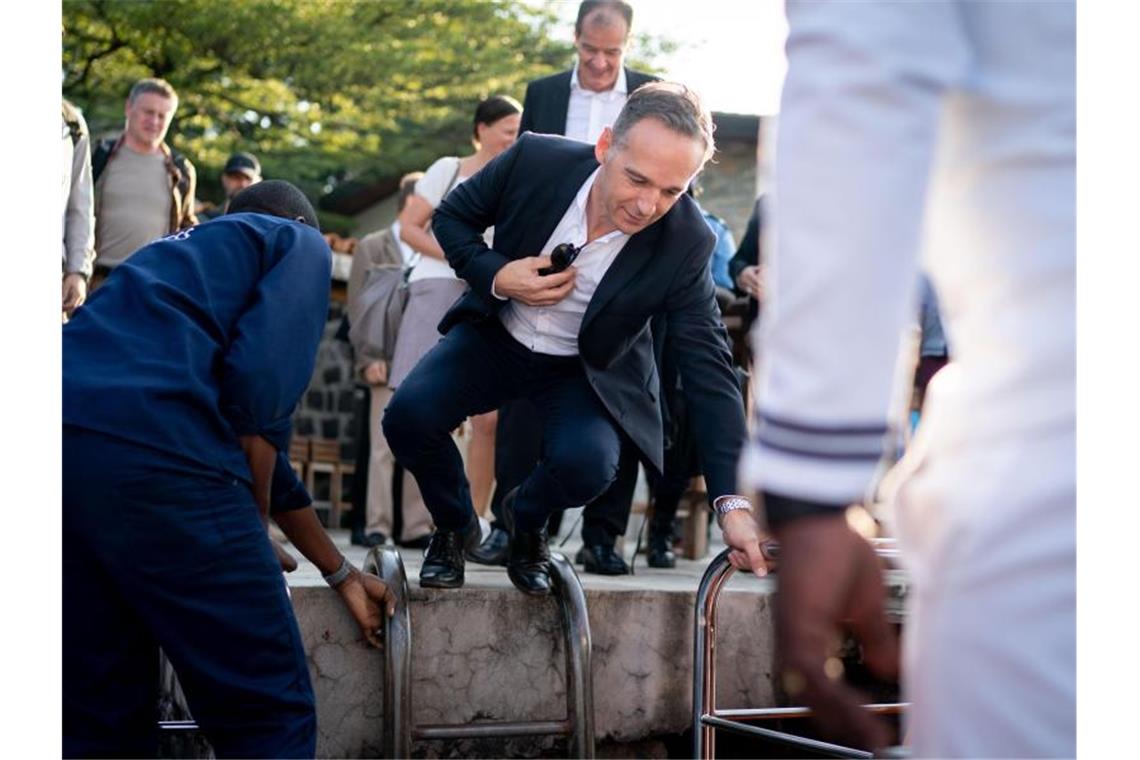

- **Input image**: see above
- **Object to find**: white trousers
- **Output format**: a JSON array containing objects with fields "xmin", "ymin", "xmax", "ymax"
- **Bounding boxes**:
[
  {"xmin": 752, "ymin": 2, "xmax": 1076, "ymax": 755},
  {"xmin": 890, "ymin": 378, "xmax": 1075, "ymax": 757}
]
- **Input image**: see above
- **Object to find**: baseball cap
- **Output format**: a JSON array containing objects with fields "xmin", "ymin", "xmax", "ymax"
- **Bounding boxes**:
[{"xmin": 223, "ymin": 152, "xmax": 261, "ymax": 179}]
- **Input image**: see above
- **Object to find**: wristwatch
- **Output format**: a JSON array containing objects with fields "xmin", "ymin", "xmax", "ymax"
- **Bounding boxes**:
[
  {"xmin": 713, "ymin": 494, "xmax": 753, "ymax": 527},
  {"xmin": 322, "ymin": 557, "xmax": 355, "ymax": 588}
]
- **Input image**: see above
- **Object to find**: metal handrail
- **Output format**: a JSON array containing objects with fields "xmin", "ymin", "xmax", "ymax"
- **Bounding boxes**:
[
  {"xmin": 693, "ymin": 547, "xmax": 907, "ymax": 759},
  {"xmin": 551, "ymin": 551, "xmax": 595, "ymax": 758},
  {"xmin": 365, "ymin": 546, "xmax": 595, "ymax": 758},
  {"xmin": 364, "ymin": 544, "xmax": 413, "ymax": 759}
]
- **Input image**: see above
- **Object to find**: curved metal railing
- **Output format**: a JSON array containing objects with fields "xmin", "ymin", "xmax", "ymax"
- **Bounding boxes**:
[
  {"xmin": 693, "ymin": 546, "xmax": 908, "ymax": 759},
  {"xmin": 365, "ymin": 546, "xmax": 594, "ymax": 758}
]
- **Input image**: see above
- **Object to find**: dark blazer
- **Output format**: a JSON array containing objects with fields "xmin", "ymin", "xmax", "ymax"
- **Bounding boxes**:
[
  {"xmin": 519, "ymin": 67, "xmax": 660, "ymax": 137},
  {"xmin": 728, "ymin": 197, "xmax": 764, "ymax": 331},
  {"xmin": 433, "ymin": 133, "xmax": 746, "ymax": 500}
]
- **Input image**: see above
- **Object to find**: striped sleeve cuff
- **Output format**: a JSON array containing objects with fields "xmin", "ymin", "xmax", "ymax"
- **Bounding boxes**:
[
  {"xmin": 738, "ymin": 412, "xmax": 893, "ymax": 506},
  {"xmin": 757, "ymin": 412, "xmax": 888, "ymax": 461}
]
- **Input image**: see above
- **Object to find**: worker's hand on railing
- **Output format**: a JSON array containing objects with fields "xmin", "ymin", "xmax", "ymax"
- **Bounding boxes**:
[
  {"xmin": 335, "ymin": 568, "xmax": 398, "ymax": 649},
  {"xmin": 772, "ymin": 514, "xmax": 899, "ymax": 752},
  {"xmin": 720, "ymin": 510, "xmax": 778, "ymax": 576}
]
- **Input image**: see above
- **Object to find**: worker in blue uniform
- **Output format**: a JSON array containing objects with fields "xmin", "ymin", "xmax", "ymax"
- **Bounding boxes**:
[{"xmin": 62, "ymin": 180, "xmax": 395, "ymax": 759}]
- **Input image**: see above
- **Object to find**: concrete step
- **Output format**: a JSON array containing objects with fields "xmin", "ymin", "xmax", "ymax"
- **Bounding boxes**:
[{"xmin": 223, "ymin": 530, "xmax": 906, "ymax": 758}]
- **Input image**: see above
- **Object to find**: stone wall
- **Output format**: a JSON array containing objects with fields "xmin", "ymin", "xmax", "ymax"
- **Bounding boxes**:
[
  {"xmin": 293, "ymin": 579, "xmax": 782, "ymax": 758},
  {"xmin": 292, "ymin": 300, "xmax": 362, "ymax": 497},
  {"xmin": 700, "ymin": 136, "xmax": 760, "ymax": 241}
]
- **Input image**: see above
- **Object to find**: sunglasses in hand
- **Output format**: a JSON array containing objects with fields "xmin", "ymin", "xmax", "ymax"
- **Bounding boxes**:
[{"xmin": 538, "ymin": 242, "xmax": 581, "ymax": 276}]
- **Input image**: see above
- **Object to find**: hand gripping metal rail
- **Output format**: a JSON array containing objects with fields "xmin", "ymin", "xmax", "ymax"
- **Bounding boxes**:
[
  {"xmin": 364, "ymin": 545, "xmax": 595, "ymax": 758},
  {"xmin": 693, "ymin": 546, "xmax": 908, "ymax": 759}
]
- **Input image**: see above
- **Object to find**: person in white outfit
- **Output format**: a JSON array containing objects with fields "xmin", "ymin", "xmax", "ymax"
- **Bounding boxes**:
[{"xmin": 724, "ymin": 1, "xmax": 1075, "ymax": 756}]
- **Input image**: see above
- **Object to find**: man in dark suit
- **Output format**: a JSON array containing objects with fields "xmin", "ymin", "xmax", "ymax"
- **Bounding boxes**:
[
  {"xmin": 520, "ymin": 1, "xmax": 657, "ymax": 141},
  {"xmin": 474, "ymin": 0, "xmax": 660, "ymax": 575},
  {"xmin": 384, "ymin": 83, "xmax": 769, "ymax": 595}
]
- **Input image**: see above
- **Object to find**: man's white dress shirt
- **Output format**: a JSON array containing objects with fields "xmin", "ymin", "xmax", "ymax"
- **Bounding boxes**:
[
  {"xmin": 564, "ymin": 64, "xmax": 628, "ymax": 144},
  {"xmin": 497, "ymin": 168, "xmax": 628, "ymax": 356}
]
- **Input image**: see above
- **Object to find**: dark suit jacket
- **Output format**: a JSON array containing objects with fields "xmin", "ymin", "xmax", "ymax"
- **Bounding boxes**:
[
  {"xmin": 519, "ymin": 67, "xmax": 659, "ymax": 137},
  {"xmin": 728, "ymin": 197, "xmax": 764, "ymax": 331},
  {"xmin": 432, "ymin": 133, "xmax": 746, "ymax": 501}
]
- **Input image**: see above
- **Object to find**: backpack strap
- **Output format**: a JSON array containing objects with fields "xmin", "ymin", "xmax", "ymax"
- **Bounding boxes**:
[
  {"xmin": 61, "ymin": 101, "xmax": 85, "ymax": 147},
  {"xmin": 169, "ymin": 149, "xmax": 192, "ymax": 199},
  {"xmin": 444, "ymin": 157, "xmax": 463, "ymax": 196},
  {"xmin": 91, "ymin": 137, "xmax": 119, "ymax": 184}
]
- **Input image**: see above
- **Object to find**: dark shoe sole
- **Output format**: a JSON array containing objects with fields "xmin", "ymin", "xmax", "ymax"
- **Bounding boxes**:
[
  {"xmin": 582, "ymin": 561, "xmax": 630, "ymax": 575},
  {"xmin": 419, "ymin": 574, "xmax": 464, "ymax": 589}
]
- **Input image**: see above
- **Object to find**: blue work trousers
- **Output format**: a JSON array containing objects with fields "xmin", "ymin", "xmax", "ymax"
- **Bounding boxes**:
[
  {"xmin": 62, "ymin": 426, "xmax": 316, "ymax": 758},
  {"xmin": 383, "ymin": 318, "xmax": 623, "ymax": 534}
]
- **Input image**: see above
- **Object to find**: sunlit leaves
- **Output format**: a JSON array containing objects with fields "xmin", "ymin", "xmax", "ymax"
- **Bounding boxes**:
[{"xmin": 63, "ymin": 0, "xmax": 574, "ymax": 211}]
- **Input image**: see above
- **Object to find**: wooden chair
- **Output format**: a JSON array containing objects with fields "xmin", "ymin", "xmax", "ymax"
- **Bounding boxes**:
[
  {"xmin": 288, "ymin": 437, "xmax": 310, "ymax": 481},
  {"xmin": 306, "ymin": 439, "xmax": 354, "ymax": 528},
  {"xmin": 676, "ymin": 476, "xmax": 709, "ymax": 561}
]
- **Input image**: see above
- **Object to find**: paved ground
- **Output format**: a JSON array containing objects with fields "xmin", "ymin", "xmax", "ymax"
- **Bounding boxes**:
[{"xmin": 283, "ymin": 509, "xmax": 766, "ymax": 594}]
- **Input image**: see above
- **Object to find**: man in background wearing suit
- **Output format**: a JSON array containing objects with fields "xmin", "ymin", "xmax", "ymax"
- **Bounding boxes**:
[
  {"xmin": 472, "ymin": 0, "xmax": 660, "ymax": 575},
  {"xmin": 519, "ymin": 0, "xmax": 657, "ymax": 141},
  {"xmin": 384, "ymin": 83, "xmax": 770, "ymax": 595}
]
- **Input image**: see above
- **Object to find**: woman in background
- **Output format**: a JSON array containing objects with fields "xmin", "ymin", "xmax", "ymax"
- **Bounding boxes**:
[{"xmin": 391, "ymin": 95, "xmax": 522, "ymax": 529}]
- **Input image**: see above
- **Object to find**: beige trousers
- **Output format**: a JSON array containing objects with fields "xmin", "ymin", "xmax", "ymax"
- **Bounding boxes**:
[{"xmin": 367, "ymin": 385, "xmax": 433, "ymax": 541}]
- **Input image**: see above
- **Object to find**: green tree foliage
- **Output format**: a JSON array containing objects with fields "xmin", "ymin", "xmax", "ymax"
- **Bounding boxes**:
[{"xmin": 63, "ymin": 0, "xmax": 577, "ymax": 213}]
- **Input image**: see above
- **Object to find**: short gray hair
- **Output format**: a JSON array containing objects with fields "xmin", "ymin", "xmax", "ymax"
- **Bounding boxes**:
[
  {"xmin": 128, "ymin": 77, "xmax": 178, "ymax": 108},
  {"xmin": 611, "ymin": 82, "xmax": 715, "ymax": 165}
]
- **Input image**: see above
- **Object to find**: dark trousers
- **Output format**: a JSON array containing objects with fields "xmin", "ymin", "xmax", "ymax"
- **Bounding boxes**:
[
  {"xmin": 487, "ymin": 398, "xmax": 544, "ymax": 528},
  {"xmin": 383, "ymin": 319, "xmax": 623, "ymax": 534},
  {"xmin": 647, "ymin": 344, "xmax": 702, "ymax": 540},
  {"xmin": 646, "ymin": 442, "xmax": 697, "ymax": 541},
  {"xmin": 63, "ymin": 427, "xmax": 316, "ymax": 759},
  {"xmin": 349, "ymin": 384, "xmax": 370, "ymax": 534},
  {"xmin": 489, "ymin": 400, "xmax": 639, "ymax": 546}
]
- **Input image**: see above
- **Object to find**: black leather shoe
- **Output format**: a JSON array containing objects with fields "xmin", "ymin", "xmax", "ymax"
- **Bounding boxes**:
[
  {"xmin": 419, "ymin": 520, "xmax": 481, "ymax": 589},
  {"xmin": 501, "ymin": 487, "xmax": 552, "ymax": 595},
  {"xmin": 467, "ymin": 525, "xmax": 510, "ymax": 566},
  {"xmin": 508, "ymin": 529, "xmax": 553, "ymax": 595},
  {"xmin": 646, "ymin": 534, "xmax": 676, "ymax": 569},
  {"xmin": 362, "ymin": 532, "xmax": 387, "ymax": 548},
  {"xmin": 580, "ymin": 542, "xmax": 630, "ymax": 575},
  {"xmin": 351, "ymin": 529, "xmax": 387, "ymax": 548}
]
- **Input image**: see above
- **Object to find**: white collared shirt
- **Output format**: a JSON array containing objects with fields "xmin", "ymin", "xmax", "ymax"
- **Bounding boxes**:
[
  {"xmin": 498, "ymin": 168, "xmax": 629, "ymax": 356},
  {"xmin": 565, "ymin": 63, "xmax": 628, "ymax": 143}
]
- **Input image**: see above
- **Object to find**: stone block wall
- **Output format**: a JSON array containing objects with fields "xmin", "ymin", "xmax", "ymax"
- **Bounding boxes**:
[
  {"xmin": 700, "ymin": 137, "xmax": 761, "ymax": 241},
  {"xmin": 292, "ymin": 300, "xmax": 362, "ymax": 481}
]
